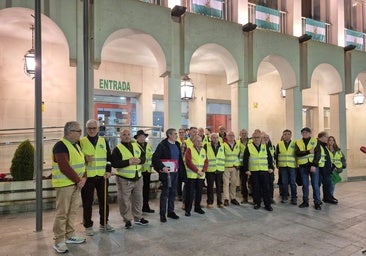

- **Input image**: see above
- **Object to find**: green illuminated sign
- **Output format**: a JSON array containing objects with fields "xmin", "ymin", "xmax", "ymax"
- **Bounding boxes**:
[{"xmin": 99, "ymin": 79, "xmax": 131, "ymax": 91}]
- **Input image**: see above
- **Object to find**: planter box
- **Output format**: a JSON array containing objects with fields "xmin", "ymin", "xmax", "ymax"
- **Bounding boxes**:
[{"xmin": 0, "ymin": 179, "xmax": 56, "ymax": 214}]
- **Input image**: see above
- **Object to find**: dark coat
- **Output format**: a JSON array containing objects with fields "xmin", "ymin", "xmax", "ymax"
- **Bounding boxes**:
[{"xmin": 152, "ymin": 138, "xmax": 187, "ymax": 182}]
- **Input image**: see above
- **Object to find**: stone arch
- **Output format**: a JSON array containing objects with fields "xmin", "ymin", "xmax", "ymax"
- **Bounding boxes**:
[
  {"xmin": 100, "ymin": 28, "xmax": 166, "ymax": 76},
  {"xmin": 189, "ymin": 43, "xmax": 239, "ymax": 85},
  {"xmin": 311, "ymin": 64, "xmax": 342, "ymax": 94}
]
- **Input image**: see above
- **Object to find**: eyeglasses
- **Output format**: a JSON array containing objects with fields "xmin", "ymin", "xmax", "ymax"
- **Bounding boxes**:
[
  {"xmin": 71, "ymin": 129, "xmax": 82, "ymax": 133},
  {"xmin": 87, "ymin": 127, "xmax": 97, "ymax": 130}
]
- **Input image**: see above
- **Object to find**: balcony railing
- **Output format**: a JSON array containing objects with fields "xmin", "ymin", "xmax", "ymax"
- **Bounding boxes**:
[
  {"xmin": 345, "ymin": 28, "xmax": 365, "ymax": 51},
  {"xmin": 301, "ymin": 17, "xmax": 331, "ymax": 43},
  {"xmin": 247, "ymin": 3, "xmax": 287, "ymax": 33}
]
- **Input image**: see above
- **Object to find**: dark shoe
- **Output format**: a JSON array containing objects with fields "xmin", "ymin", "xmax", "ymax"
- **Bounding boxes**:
[
  {"xmin": 291, "ymin": 200, "xmax": 297, "ymax": 205},
  {"xmin": 270, "ymin": 198, "xmax": 276, "ymax": 204},
  {"xmin": 281, "ymin": 199, "xmax": 288, "ymax": 203},
  {"xmin": 177, "ymin": 195, "xmax": 183, "ymax": 201},
  {"xmin": 160, "ymin": 215, "xmax": 167, "ymax": 223},
  {"xmin": 223, "ymin": 199, "xmax": 229, "ymax": 206},
  {"xmin": 185, "ymin": 212, "xmax": 191, "ymax": 217},
  {"xmin": 135, "ymin": 218, "xmax": 149, "ymax": 225},
  {"xmin": 254, "ymin": 204, "xmax": 261, "ymax": 210},
  {"xmin": 323, "ymin": 198, "xmax": 338, "ymax": 204},
  {"xmin": 142, "ymin": 208, "xmax": 155, "ymax": 213},
  {"xmin": 218, "ymin": 203, "xmax": 224, "ymax": 208},
  {"xmin": 332, "ymin": 196, "xmax": 338, "ymax": 202},
  {"xmin": 265, "ymin": 205, "xmax": 273, "ymax": 211},
  {"xmin": 299, "ymin": 202, "xmax": 309, "ymax": 208},
  {"xmin": 241, "ymin": 198, "xmax": 248, "ymax": 204},
  {"xmin": 167, "ymin": 212, "xmax": 179, "ymax": 219},
  {"xmin": 231, "ymin": 199, "xmax": 240, "ymax": 205},
  {"xmin": 194, "ymin": 208, "xmax": 205, "ymax": 214},
  {"xmin": 125, "ymin": 221, "xmax": 132, "ymax": 229},
  {"xmin": 315, "ymin": 203, "xmax": 322, "ymax": 210}
]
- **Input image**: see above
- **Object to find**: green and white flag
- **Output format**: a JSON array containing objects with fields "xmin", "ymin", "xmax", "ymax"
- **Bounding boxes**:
[
  {"xmin": 305, "ymin": 18, "xmax": 326, "ymax": 42},
  {"xmin": 255, "ymin": 5, "xmax": 280, "ymax": 32},
  {"xmin": 192, "ymin": 0, "xmax": 223, "ymax": 19},
  {"xmin": 346, "ymin": 29, "xmax": 364, "ymax": 51}
]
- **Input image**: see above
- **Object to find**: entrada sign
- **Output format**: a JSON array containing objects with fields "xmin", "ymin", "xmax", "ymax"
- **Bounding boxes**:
[{"xmin": 99, "ymin": 79, "xmax": 131, "ymax": 92}]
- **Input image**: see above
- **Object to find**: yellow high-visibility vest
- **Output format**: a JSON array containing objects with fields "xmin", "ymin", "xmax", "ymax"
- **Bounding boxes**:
[
  {"xmin": 80, "ymin": 136, "xmax": 107, "ymax": 177},
  {"xmin": 296, "ymin": 138, "xmax": 318, "ymax": 165},
  {"xmin": 185, "ymin": 148, "xmax": 206, "ymax": 180},
  {"xmin": 329, "ymin": 149, "xmax": 343, "ymax": 168},
  {"xmin": 206, "ymin": 143, "xmax": 225, "ymax": 172},
  {"xmin": 116, "ymin": 143, "xmax": 142, "ymax": 179},
  {"xmin": 223, "ymin": 142, "xmax": 240, "ymax": 167},
  {"xmin": 277, "ymin": 141, "xmax": 296, "ymax": 168},
  {"xmin": 248, "ymin": 143, "xmax": 268, "ymax": 171},
  {"xmin": 52, "ymin": 138, "xmax": 85, "ymax": 188},
  {"xmin": 139, "ymin": 143, "xmax": 153, "ymax": 172}
]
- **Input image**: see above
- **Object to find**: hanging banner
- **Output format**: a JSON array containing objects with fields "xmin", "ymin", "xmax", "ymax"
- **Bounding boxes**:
[
  {"xmin": 255, "ymin": 5, "xmax": 280, "ymax": 32},
  {"xmin": 192, "ymin": 0, "xmax": 223, "ymax": 19},
  {"xmin": 305, "ymin": 18, "xmax": 326, "ymax": 42},
  {"xmin": 345, "ymin": 29, "xmax": 364, "ymax": 51}
]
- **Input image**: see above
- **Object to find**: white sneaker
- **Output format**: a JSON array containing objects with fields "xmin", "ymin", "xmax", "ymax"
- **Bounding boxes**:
[
  {"xmin": 100, "ymin": 223, "xmax": 114, "ymax": 232},
  {"xmin": 85, "ymin": 227, "xmax": 94, "ymax": 236},
  {"xmin": 53, "ymin": 242, "xmax": 68, "ymax": 254},
  {"xmin": 65, "ymin": 236, "xmax": 86, "ymax": 244}
]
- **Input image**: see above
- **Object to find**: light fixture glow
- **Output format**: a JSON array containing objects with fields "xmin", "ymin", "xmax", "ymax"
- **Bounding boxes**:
[
  {"xmin": 24, "ymin": 25, "xmax": 35, "ymax": 76},
  {"xmin": 181, "ymin": 75, "xmax": 194, "ymax": 101},
  {"xmin": 354, "ymin": 78, "xmax": 364, "ymax": 105}
]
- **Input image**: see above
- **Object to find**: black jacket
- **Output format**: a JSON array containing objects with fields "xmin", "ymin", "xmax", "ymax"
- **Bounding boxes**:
[{"xmin": 152, "ymin": 138, "xmax": 187, "ymax": 182}]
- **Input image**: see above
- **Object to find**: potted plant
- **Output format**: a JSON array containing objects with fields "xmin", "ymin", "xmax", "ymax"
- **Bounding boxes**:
[{"xmin": 10, "ymin": 139, "xmax": 34, "ymax": 181}]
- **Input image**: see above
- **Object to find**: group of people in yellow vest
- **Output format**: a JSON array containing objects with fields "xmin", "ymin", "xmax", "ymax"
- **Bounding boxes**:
[{"xmin": 50, "ymin": 120, "xmax": 346, "ymax": 254}]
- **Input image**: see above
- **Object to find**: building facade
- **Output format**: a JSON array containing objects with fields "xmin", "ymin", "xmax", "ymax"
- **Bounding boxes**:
[{"xmin": 0, "ymin": 0, "xmax": 366, "ymax": 177}]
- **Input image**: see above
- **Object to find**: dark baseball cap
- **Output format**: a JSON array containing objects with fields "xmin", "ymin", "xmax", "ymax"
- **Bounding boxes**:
[{"xmin": 301, "ymin": 127, "xmax": 311, "ymax": 133}]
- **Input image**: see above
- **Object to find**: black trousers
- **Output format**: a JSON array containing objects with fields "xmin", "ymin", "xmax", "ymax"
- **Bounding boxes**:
[
  {"xmin": 250, "ymin": 171, "xmax": 271, "ymax": 207},
  {"xmin": 206, "ymin": 171, "xmax": 223, "ymax": 205},
  {"xmin": 240, "ymin": 171, "xmax": 249, "ymax": 199},
  {"xmin": 142, "ymin": 172, "xmax": 152, "ymax": 206},
  {"xmin": 185, "ymin": 178, "xmax": 204, "ymax": 213},
  {"xmin": 81, "ymin": 176, "xmax": 109, "ymax": 228}
]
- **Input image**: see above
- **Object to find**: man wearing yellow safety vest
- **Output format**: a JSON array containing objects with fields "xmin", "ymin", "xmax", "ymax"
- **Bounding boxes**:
[
  {"xmin": 111, "ymin": 129, "xmax": 148, "ymax": 229},
  {"xmin": 295, "ymin": 127, "xmax": 322, "ymax": 210},
  {"xmin": 317, "ymin": 131, "xmax": 338, "ymax": 204},
  {"xmin": 80, "ymin": 119, "xmax": 114, "ymax": 236},
  {"xmin": 184, "ymin": 136, "xmax": 208, "ymax": 216},
  {"xmin": 204, "ymin": 133, "xmax": 225, "ymax": 208},
  {"xmin": 134, "ymin": 130, "xmax": 155, "ymax": 213},
  {"xmin": 223, "ymin": 131, "xmax": 241, "ymax": 206},
  {"xmin": 243, "ymin": 130, "xmax": 274, "ymax": 211},
  {"xmin": 275, "ymin": 129, "xmax": 297, "ymax": 205},
  {"xmin": 52, "ymin": 121, "xmax": 86, "ymax": 254}
]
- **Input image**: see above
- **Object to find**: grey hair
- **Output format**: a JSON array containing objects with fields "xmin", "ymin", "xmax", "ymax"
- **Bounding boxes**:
[
  {"xmin": 166, "ymin": 128, "xmax": 176, "ymax": 137},
  {"xmin": 86, "ymin": 119, "xmax": 98, "ymax": 128},
  {"xmin": 64, "ymin": 121, "xmax": 80, "ymax": 136}
]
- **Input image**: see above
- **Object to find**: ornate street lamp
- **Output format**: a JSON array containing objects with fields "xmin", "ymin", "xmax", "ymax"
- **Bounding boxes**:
[
  {"xmin": 181, "ymin": 75, "xmax": 194, "ymax": 100},
  {"xmin": 354, "ymin": 78, "xmax": 364, "ymax": 105},
  {"xmin": 24, "ymin": 25, "xmax": 35, "ymax": 76}
]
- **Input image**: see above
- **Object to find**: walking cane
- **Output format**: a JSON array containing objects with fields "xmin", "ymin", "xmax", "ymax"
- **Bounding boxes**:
[{"xmin": 103, "ymin": 176, "xmax": 107, "ymax": 232}]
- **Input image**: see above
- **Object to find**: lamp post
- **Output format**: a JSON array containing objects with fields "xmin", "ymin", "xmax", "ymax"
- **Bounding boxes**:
[
  {"xmin": 354, "ymin": 78, "xmax": 364, "ymax": 105},
  {"xmin": 35, "ymin": 0, "xmax": 43, "ymax": 232},
  {"xmin": 180, "ymin": 75, "xmax": 194, "ymax": 100},
  {"xmin": 24, "ymin": 25, "xmax": 35, "ymax": 76}
]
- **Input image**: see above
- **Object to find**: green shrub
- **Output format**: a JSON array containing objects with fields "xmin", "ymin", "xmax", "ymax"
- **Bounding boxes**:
[{"xmin": 10, "ymin": 140, "xmax": 34, "ymax": 181}]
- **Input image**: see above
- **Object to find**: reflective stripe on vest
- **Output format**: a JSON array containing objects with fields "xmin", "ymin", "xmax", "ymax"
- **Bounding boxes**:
[
  {"xmin": 52, "ymin": 138, "xmax": 85, "ymax": 188},
  {"xmin": 223, "ymin": 142, "xmax": 240, "ymax": 167},
  {"xmin": 248, "ymin": 143, "xmax": 268, "ymax": 171},
  {"xmin": 185, "ymin": 148, "xmax": 206, "ymax": 179},
  {"xmin": 330, "ymin": 149, "xmax": 343, "ymax": 168},
  {"xmin": 296, "ymin": 138, "xmax": 317, "ymax": 165},
  {"xmin": 277, "ymin": 141, "xmax": 296, "ymax": 168},
  {"xmin": 80, "ymin": 136, "xmax": 107, "ymax": 177},
  {"xmin": 140, "ymin": 143, "xmax": 153, "ymax": 172},
  {"xmin": 206, "ymin": 144, "xmax": 225, "ymax": 172},
  {"xmin": 318, "ymin": 145, "xmax": 326, "ymax": 167},
  {"xmin": 237, "ymin": 140, "xmax": 247, "ymax": 167},
  {"xmin": 116, "ymin": 143, "xmax": 142, "ymax": 178}
]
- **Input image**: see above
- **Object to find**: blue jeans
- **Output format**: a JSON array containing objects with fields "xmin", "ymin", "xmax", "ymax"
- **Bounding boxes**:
[
  {"xmin": 280, "ymin": 167, "xmax": 297, "ymax": 201},
  {"xmin": 299, "ymin": 166, "xmax": 321, "ymax": 204},
  {"xmin": 159, "ymin": 172, "xmax": 178, "ymax": 216}
]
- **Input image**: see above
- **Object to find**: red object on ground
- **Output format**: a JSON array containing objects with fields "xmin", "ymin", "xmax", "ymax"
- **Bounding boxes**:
[{"xmin": 360, "ymin": 146, "xmax": 366, "ymax": 154}]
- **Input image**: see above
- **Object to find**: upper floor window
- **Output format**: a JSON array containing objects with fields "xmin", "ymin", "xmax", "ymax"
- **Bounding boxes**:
[
  {"xmin": 249, "ymin": 0, "xmax": 278, "ymax": 10},
  {"xmin": 302, "ymin": 0, "xmax": 322, "ymax": 21},
  {"xmin": 345, "ymin": 0, "xmax": 365, "ymax": 32}
]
